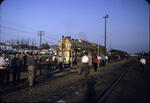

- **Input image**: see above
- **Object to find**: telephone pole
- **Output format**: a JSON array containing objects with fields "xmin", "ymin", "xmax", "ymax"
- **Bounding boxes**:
[
  {"xmin": 38, "ymin": 31, "xmax": 44, "ymax": 48},
  {"xmin": 146, "ymin": 0, "xmax": 150, "ymax": 54},
  {"xmin": 62, "ymin": 35, "xmax": 64, "ymax": 68},
  {"xmin": 103, "ymin": 14, "xmax": 109, "ymax": 54}
]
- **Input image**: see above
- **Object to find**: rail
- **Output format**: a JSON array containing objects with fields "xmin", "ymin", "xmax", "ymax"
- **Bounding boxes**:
[
  {"xmin": 47, "ymin": 69, "xmax": 128, "ymax": 103},
  {"xmin": 97, "ymin": 70, "xmax": 128, "ymax": 103}
]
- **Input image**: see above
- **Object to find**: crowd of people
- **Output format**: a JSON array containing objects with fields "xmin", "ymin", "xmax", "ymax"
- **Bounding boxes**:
[
  {"xmin": 79, "ymin": 52, "xmax": 149, "ymax": 79},
  {"xmin": 0, "ymin": 51, "xmax": 112, "ymax": 89},
  {"xmin": 1, "ymin": 50, "xmax": 146, "ymax": 90},
  {"xmin": 79, "ymin": 52, "xmax": 111, "ymax": 79},
  {"xmin": 0, "ymin": 53, "xmax": 34, "ymax": 89},
  {"xmin": 0, "ymin": 52, "xmax": 65, "ymax": 90}
]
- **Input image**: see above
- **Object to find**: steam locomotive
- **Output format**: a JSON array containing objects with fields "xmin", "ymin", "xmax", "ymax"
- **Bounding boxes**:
[{"xmin": 58, "ymin": 36, "xmax": 105, "ymax": 65}]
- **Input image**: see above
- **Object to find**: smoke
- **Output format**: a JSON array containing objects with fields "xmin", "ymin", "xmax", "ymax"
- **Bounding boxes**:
[{"xmin": 77, "ymin": 32, "xmax": 87, "ymax": 41}]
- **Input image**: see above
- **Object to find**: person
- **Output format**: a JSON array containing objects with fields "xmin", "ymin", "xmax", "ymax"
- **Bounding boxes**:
[
  {"xmin": 4, "ymin": 54, "xmax": 10, "ymax": 85},
  {"xmin": 88, "ymin": 52, "xmax": 93, "ymax": 69},
  {"xmin": 147, "ymin": 56, "xmax": 150, "ymax": 65},
  {"xmin": 125, "ymin": 54, "xmax": 129, "ymax": 60},
  {"xmin": 140, "ymin": 57, "xmax": 146, "ymax": 72},
  {"xmin": 93, "ymin": 56, "xmax": 98, "ymax": 72},
  {"xmin": 33, "ymin": 53, "xmax": 38, "ymax": 80},
  {"xmin": 22, "ymin": 53, "xmax": 27, "ymax": 71},
  {"xmin": 101, "ymin": 55, "xmax": 106, "ymax": 67},
  {"xmin": 108, "ymin": 55, "xmax": 110, "ymax": 63},
  {"xmin": 58, "ymin": 56, "xmax": 63, "ymax": 71},
  {"xmin": 11, "ymin": 54, "xmax": 17, "ymax": 85},
  {"xmin": 97, "ymin": 55, "xmax": 101, "ymax": 67},
  {"xmin": 79, "ymin": 52, "xmax": 90, "ymax": 79},
  {"xmin": 18, "ymin": 54, "xmax": 23, "ymax": 82},
  {"xmin": 74, "ymin": 55, "xmax": 77, "ymax": 66},
  {"xmin": 27, "ymin": 53, "xmax": 36, "ymax": 88},
  {"xmin": 12, "ymin": 53, "xmax": 21, "ymax": 85},
  {"xmin": 105, "ymin": 55, "xmax": 108, "ymax": 63},
  {"xmin": 45, "ymin": 55, "xmax": 51, "ymax": 69},
  {"xmin": 37, "ymin": 52, "xmax": 42, "ymax": 75},
  {"xmin": 0, "ymin": 53, "xmax": 8, "ymax": 88},
  {"xmin": 137, "ymin": 55, "xmax": 140, "ymax": 61},
  {"xmin": 117, "ymin": 55, "xmax": 121, "ymax": 61},
  {"xmin": 33, "ymin": 52, "xmax": 42, "ymax": 78},
  {"xmin": 52, "ymin": 53, "xmax": 57, "ymax": 70}
]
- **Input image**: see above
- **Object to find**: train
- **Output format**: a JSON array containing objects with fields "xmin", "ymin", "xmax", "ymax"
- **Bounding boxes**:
[
  {"xmin": 109, "ymin": 49, "xmax": 129, "ymax": 60},
  {"xmin": 58, "ymin": 36, "xmax": 105, "ymax": 65}
]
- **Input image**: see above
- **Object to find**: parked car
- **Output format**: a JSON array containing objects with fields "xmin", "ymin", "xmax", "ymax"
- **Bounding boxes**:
[
  {"xmin": 4, "ymin": 49, "xmax": 18, "ymax": 54},
  {"xmin": 40, "ymin": 50, "xmax": 50, "ymax": 55},
  {"xmin": 24, "ymin": 50, "xmax": 32, "ymax": 54}
]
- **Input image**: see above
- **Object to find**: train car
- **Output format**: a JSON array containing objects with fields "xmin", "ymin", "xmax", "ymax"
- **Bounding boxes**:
[
  {"xmin": 109, "ymin": 49, "xmax": 129, "ymax": 60},
  {"xmin": 58, "ymin": 36, "xmax": 105, "ymax": 65}
]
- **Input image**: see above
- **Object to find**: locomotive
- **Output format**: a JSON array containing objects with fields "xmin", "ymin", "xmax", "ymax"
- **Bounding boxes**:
[{"xmin": 58, "ymin": 36, "xmax": 105, "ymax": 65}]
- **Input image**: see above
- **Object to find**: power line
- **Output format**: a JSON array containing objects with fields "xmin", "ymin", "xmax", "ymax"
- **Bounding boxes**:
[
  {"xmin": 2, "ymin": 19, "xmax": 39, "ymax": 31},
  {"xmin": 1, "ymin": 25, "xmax": 37, "ymax": 35},
  {"xmin": 2, "ymin": 20, "xmax": 62, "ymax": 41},
  {"xmin": 2, "ymin": 25, "xmax": 61, "ymax": 41},
  {"xmin": 44, "ymin": 35, "xmax": 60, "ymax": 42},
  {"xmin": 42, "ymin": 37, "xmax": 58, "ymax": 45},
  {"xmin": 46, "ymin": 32, "xmax": 61, "ymax": 39},
  {"xmin": 1, "ymin": 25, "xmax": 76, "ymax": 46},
  {"xmin": 2, "ymin": 27, "xmax": 59, "ymax": 46}
]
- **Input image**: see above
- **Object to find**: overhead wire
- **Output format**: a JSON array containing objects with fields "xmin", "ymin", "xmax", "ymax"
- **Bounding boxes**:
[
  {"xmin": 1, "ymin": 24, "xmax": 101, "ymax": 47},
  {"xmin": 1, "ymin": 25, "xmax": 37, "ymax": 35},
  {"xmin": 1, "ymin": 25, "xmax": 61, "ymax": 45},
  {"xmin": 2, "ymin": 19, "xmax": 39, "ymax": 31},
  {"xmin": 2, "ymin": 20, "xmax": 62, "ymax": 40}
]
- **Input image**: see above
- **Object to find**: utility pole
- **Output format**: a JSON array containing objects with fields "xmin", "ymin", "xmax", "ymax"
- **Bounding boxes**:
[
  {"xmin": 146, "ymin": 0, "xmax": 150, "ymax": 55},
  {"xmin": 62, "ymin": 35, "xmax": 64, "ymax": 68},
  {"xmin": 38, "ymin": 31, "xmax": 44, "ymax": 48},
  {"xmin": 32, "ymin": 39, "xmax": 34, "ymax": 50},
  {"xmin": 110, "ymin": 42, "xmax": 112, "ymax": 50},
  {"xmin": 146, "ymin": 0, "xmax": 150, "ymax": 88},
  {"xmin": 103, "ymin": 14, "xmax": 109, "ymax": 54}
]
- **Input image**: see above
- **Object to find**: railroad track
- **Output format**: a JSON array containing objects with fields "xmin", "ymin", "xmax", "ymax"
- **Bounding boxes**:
[
  {"xmin": 1, "ymin": 59, "xmax": 132, "ymax": 102},
  {"xmin": 0, "ymin": 68, "xmax": 78, "ymax": 94},
  {"xmin": 97, "ymin": 70, "xmax": 128, "ymax": 103},
  {"xmin": 47, "ymin": 77, "xmax": 96, "ymax": 103},
  {"xmin": 46, "ymin": 60, "xmax": 132, "ymax": 103},
  {"xmin": 0, "ymin": 60, "xmax": 123, "ymax": 93}
]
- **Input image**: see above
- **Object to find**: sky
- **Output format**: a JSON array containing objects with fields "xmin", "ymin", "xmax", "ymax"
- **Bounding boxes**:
[{"xmin": 0, "ymin": 0, "xmax": 149, "ymax": 53}]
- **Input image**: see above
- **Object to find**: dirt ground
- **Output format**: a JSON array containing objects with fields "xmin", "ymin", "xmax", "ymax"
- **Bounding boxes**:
[
  {"xmin": 104, "ymin": 59, "xmax": 150, "ymax": 103},
  {"xmin": 0, "ymin": 57, "xmax": 149, "ymax": 103}
]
